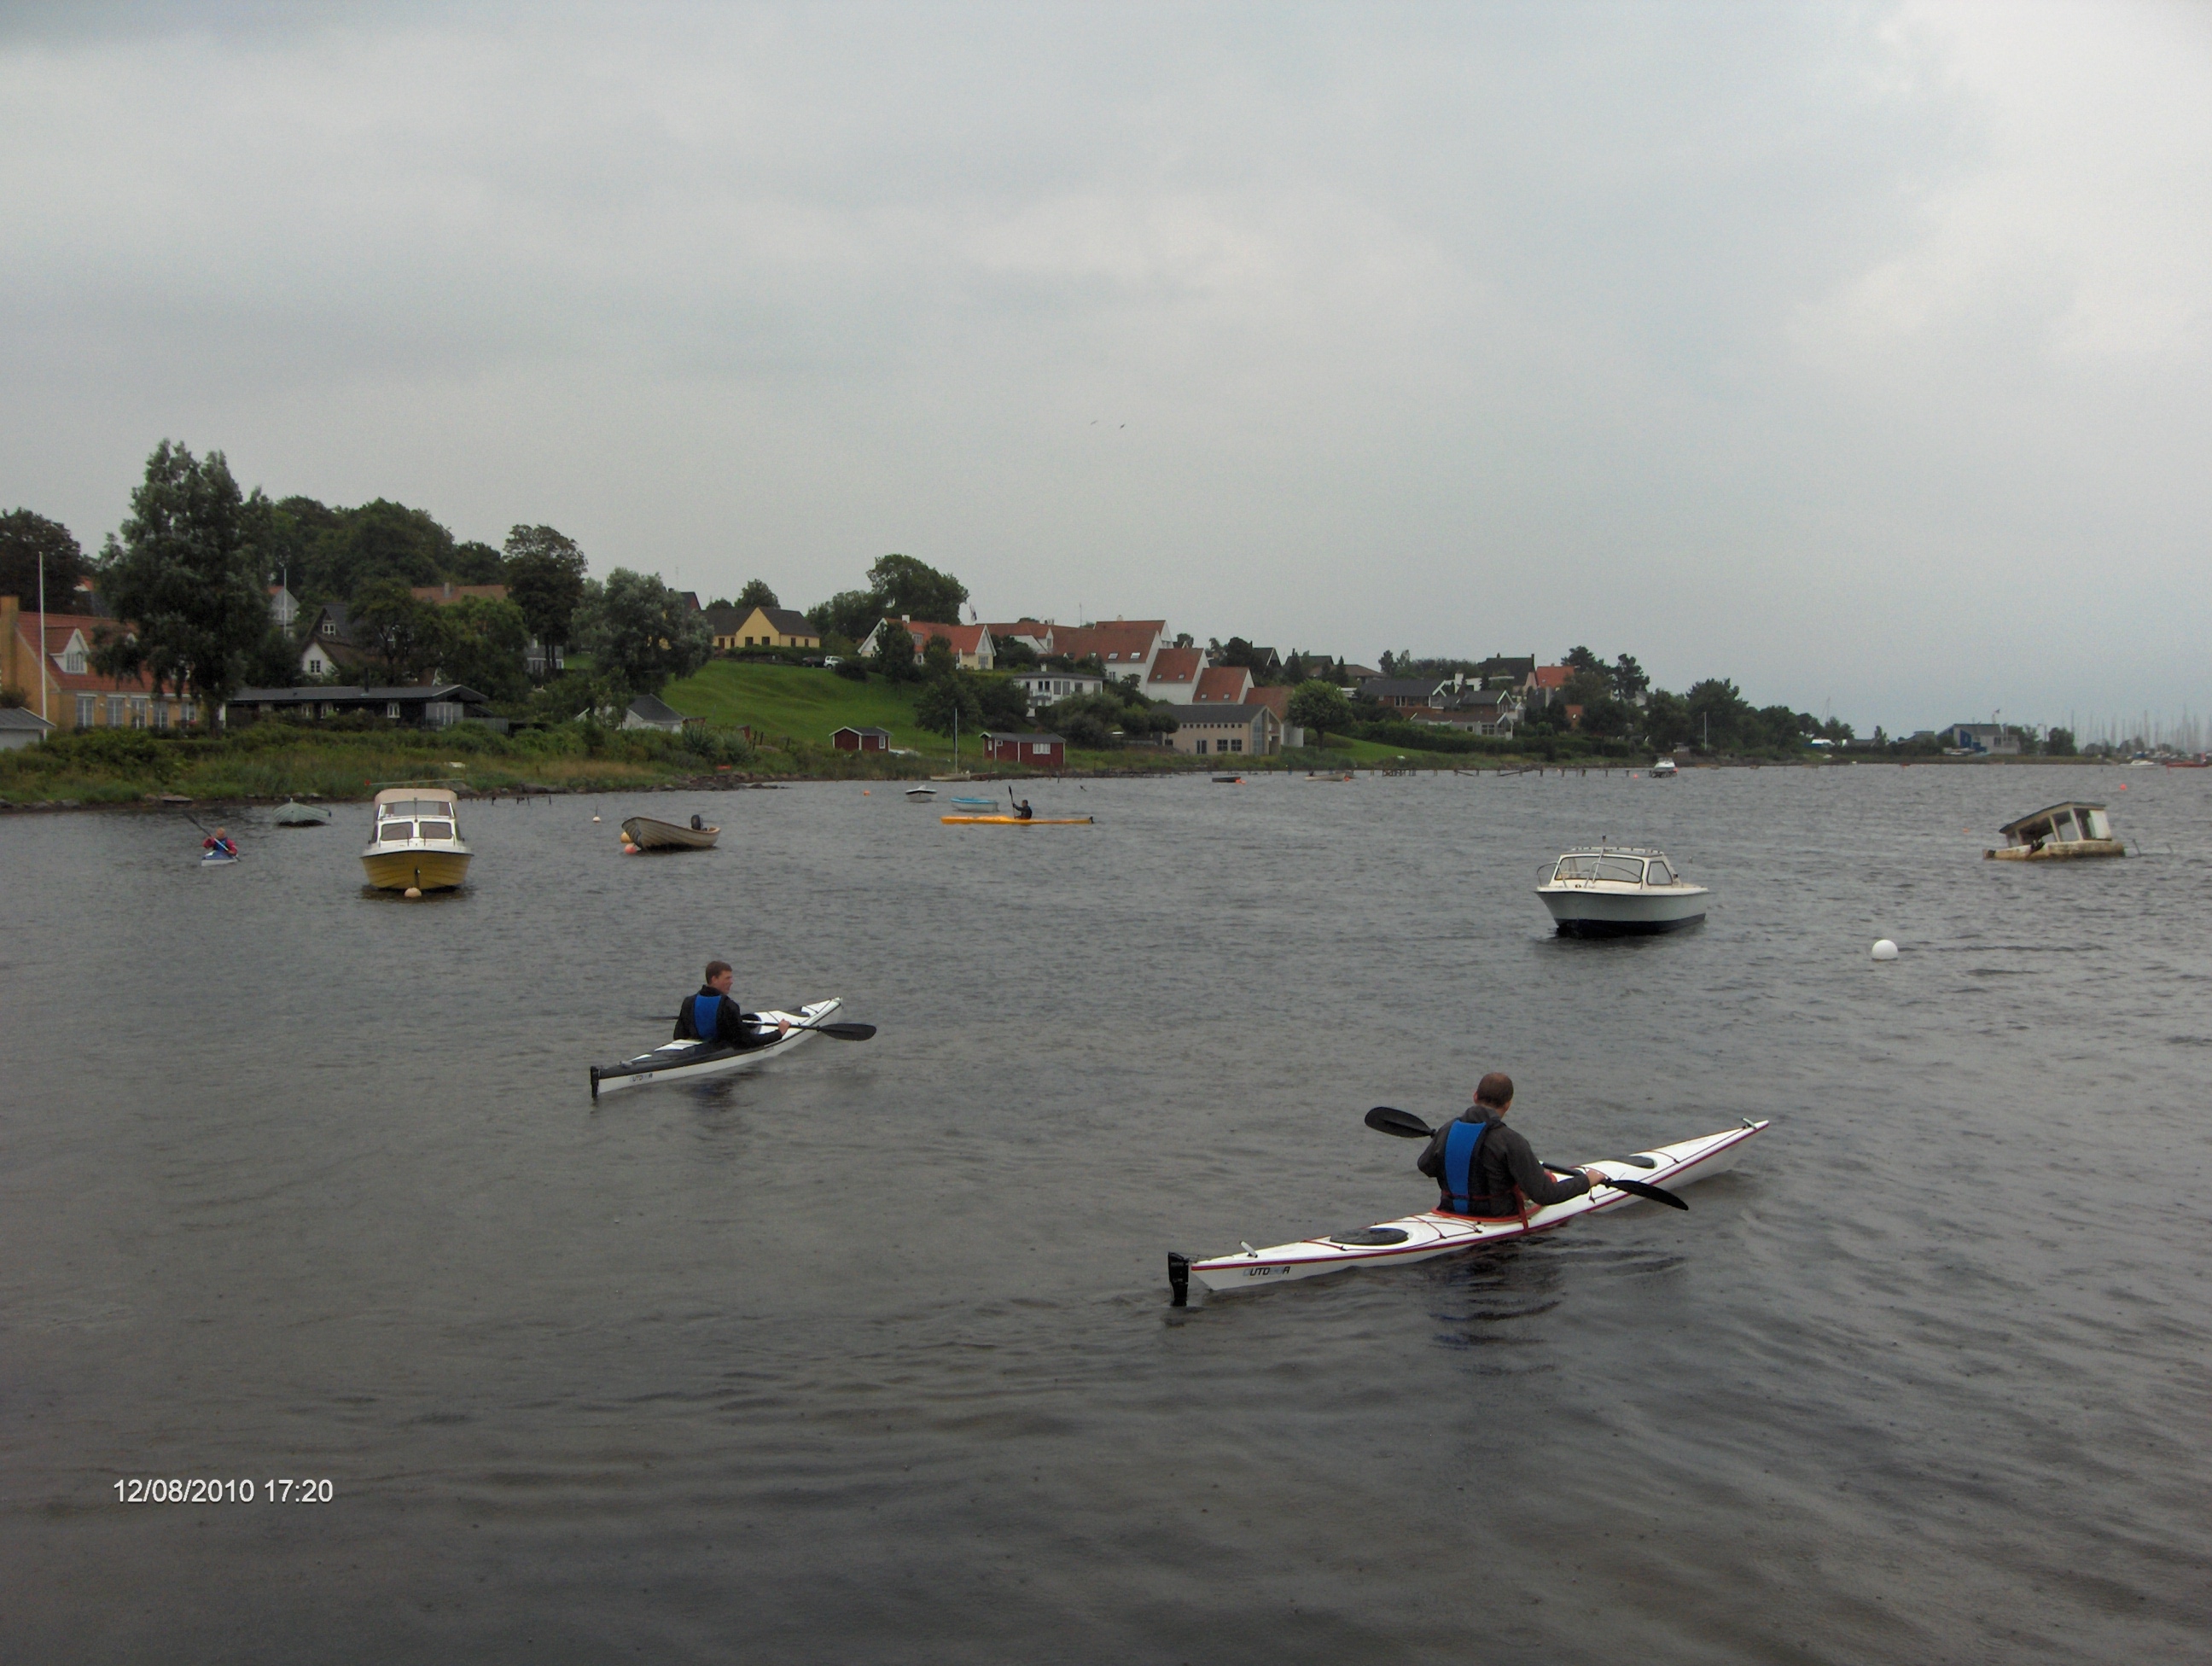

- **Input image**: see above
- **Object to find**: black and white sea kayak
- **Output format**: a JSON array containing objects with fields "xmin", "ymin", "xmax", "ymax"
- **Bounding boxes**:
[
  {"xmin": 590, "ymin": 999, "xmax": 843, "ymax": 1099},
  {"xmin": 1170, "ymin": 1120, "xmax": 1766, "ymax": 1304}
]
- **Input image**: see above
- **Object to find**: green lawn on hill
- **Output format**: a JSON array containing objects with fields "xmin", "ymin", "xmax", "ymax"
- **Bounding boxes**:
[
  {"xmin": 660, "ymin": 661, "xmax": 965, "ymax": 763},
  {"xmin": 658, "ymin": 661, "xmax": 1528, "ymax": 772}
]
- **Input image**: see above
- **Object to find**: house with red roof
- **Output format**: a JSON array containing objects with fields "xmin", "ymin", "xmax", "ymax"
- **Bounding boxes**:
[
  {"xmin": 857, "ymin": 616, "xmax": 997, "ymax": 671},
  {"xmin": 1190, "ymin": 665, "xmax": 1254, "ymax": 704},
  {"xmin": 2, "ymin": 596, "xmax": 200, "ymax": 731},
  {"xmin": 1045, "ymin": 619, "xmax": 1167, "ymax": 682},
  {"xmin": 1525, "ymin": 664, "xmax": 1574, "ymax": 708},
  {"xmin": 1143, "ymin": 645, "xmax": 1205, "ymax": 702}
]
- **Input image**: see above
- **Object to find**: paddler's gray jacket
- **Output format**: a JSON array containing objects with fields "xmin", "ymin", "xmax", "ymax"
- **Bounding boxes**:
[{"xmin": 1417, "ymin": 1110, "xmax": 1592, "ymax": 1216}]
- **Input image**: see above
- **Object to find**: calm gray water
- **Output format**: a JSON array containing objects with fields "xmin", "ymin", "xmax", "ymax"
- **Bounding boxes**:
[{"xmin": 4, "ymin": 766, "xmax": 2209, "ymax": 1663}]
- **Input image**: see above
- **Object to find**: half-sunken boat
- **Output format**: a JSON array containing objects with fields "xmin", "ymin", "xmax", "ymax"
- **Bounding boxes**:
[
  {"xmin": 1985, "ymin": 801, "xmax": 2123, "ymax": 861},
  {"xmin": 1536, "ymin": 847, "xmax": 1708, "ymax": 936},
  {"xmin": 362, "ymin": 786, "xmax": 473, "ymax": 891},
  {"xmin": 620, "ymin": 813, "xmax": 720, "ymax": 851},
  {"xmin": 273, "ymin": 799, "xmax": 331, "ymax": 825}
]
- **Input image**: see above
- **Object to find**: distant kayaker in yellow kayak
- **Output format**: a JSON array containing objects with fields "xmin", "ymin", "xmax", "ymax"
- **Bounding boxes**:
[
  {"xmin": 1417, "ymin": 1073, "xmax": 1604, "ymax": 1218},
  {"xmin": 1010, "ymin": 797, "xmax": 1033, "ymax": 820},
  {"xmin": 674, "ymin": 960, "xmax": 789, "ymax": 1050}
]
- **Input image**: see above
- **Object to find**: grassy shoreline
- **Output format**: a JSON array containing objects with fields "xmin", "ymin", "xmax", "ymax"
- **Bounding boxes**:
[{"xmin": 0, "ymin": 662, "xmax": 2115, "ymax": 811}]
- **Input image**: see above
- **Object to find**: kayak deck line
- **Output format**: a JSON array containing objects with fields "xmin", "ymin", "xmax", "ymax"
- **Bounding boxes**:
[{"xmin": 1171, "ymin": 1119, "xmax": 1767, "ymax": 1304}]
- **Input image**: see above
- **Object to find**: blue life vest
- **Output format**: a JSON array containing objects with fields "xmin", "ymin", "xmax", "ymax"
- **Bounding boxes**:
[
  {"xmin": 691, "ymin": 993, "xmax": 725, "ymax": 1045},
  {"xmin": 1442, "ymin": 1116, "xmax": 1493, "ymax": 1213}
]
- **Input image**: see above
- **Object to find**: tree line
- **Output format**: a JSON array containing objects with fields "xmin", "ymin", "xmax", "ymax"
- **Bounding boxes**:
[{"xmin": 0, "ymin": 441, "xmax": 712, "ymax": 728}]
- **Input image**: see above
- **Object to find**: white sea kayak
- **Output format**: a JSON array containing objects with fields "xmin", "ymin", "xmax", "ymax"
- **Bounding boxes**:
[
  {"xmin": 1170, "ymin": 1119, "xmax": 1767, "ymax": 1303},
  {"xmin": 590, "ymin": 998, "xmax": 843, "ymax": 1099}
]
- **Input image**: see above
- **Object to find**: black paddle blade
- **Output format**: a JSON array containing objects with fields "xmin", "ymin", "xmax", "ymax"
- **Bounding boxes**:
[
  {"xmin": 1600, "ymin": 1175, "xmax": 1688, "ymax": 1210},
  {"xmin": 1365, "ymin": 1105, "xmax": 1435, "ymax": 1139},
  {"xmin": 810, "ymin": 1022, "xmax": 876, "ymax": 1040}
]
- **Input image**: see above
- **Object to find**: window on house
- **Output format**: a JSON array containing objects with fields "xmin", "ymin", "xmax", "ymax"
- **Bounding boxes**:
[
  {"xmin": 153, "ymin": 702, "xmax": 170, "ymax": 731},
  {"xmin": 1194, "ymin": 738, "xmax": 1208, "ymax": 754},
  {"xmin": 1230, "ymin": 738, "xmax": 1243, "ymax": 753},
  {"xmin": 76, "ymin": 695, "xmax": 95, "ymax": 729},
  {"xmin": 108, "ymin": 696, "xmax": 126, "ymax": 726},
  {"xmin": 131, "ymin": 697, "xmax": 148, "ymax": 728},
  {"xmin": 387, "ymin": 702, "xmax": 401, "ymax": 719},
  {"xmin": 321, "ymin": 620, "xmax": 337, "ymax": 637},
  {"xmin": 64, "ymin": 645, "xmax": 85, "ymax": 673}
]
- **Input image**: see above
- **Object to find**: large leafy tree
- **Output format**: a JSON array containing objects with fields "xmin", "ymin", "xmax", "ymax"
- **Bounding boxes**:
[
  {"xmin": 1684, "ymin": 678, "xmax": 1752, "ymax": 750},
  {"xmin": 434, "ymin": 594, "xmax": 532, "ymax": 702},
  {"xmin": 92, "ymin": 441, "xmax": 274, "ymax": 729},
  {"xmin": 0, "ymin": 509, "xmax": 90, "ymax": 603},
  {"xmin": 449, "ymin": 540, "xmax": 507, "ymax": 585},
  {"xmin": 575, "ymin": 568, "xmax": 712, "ymax": 697},
  {"xmin": 352, "ymin": 577, "xmax": 443, "ymax": 684},
  {"xmin": 870, "ymin": 620, "xmax": 918, "ymax": 682},
  {"xmin": 503, "ymin": 524, "xmax": 588, "ymax": 682},
  {"xmin": 308, "ymin": 499, "xmax": 455, "ymax": 598},
  {"xmin": 915, "ymin": 672, "xmax": 983, "ymax": 736},
  {"xmin": 736, "ymin": 579, "xmax": 779, "ymax": 609},
  {"xmin": 867, "ymin": 553, "xmax": 968, "ymax": 622},
  {"xmin": 807, "ymin": 588, "xmax": 882, "ymax": 643},
  {"xmin": 1643, "ymin": 690, "xmax": 1692, "ymax": 750},
  {"xmin": 1287, "ymin": 679, "xmax": 1353, "ymax": 742}
]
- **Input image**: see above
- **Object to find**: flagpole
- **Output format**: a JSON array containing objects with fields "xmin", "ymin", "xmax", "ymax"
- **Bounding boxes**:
[{"xmin": 36, "ymin": 541, "xmax": 46, "ymax": 726}]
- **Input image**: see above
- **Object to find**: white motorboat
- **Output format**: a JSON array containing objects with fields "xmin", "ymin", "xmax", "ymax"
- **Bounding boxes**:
[
  {"xmin": 1650, "ymin": 756, "xmax": 1678, "ymax": 778},
  {"xmin": 1537, "ymin": 847, "xmax": 1708, "ymax": 936}
]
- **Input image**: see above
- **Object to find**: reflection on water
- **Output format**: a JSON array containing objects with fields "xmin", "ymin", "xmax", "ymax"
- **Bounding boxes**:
[{"xmin": 4, "ymin": 766, "xmax": 2210, "ymax": 1663}]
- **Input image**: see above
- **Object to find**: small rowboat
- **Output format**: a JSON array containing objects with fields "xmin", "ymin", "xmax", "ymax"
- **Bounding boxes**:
[
  {"xmin": 273, "ymin": 800, "xmax": 331, "ymax": 825},
  {"xmin": 948, "ymin": 795, "xmax": 996, "ymax": 808},
  {"xmin": 591, "ymin": 999, "xmax": 843, "ymax": 1098},
  {"xmin": 620, "ymin": 814, "xmax": 719, "ymax": 851},
  {"xmin": 940, "ymin": 814, "xmax": 1093, "ymax": 825},
  {"xmin": 1170, "ymin": 1121, "xmax": 1766, "ymax": 1303},
  {"xmin": 1211, "ymin": 775, "xmax": 1243, "ymax": 783},
  {"xmin": 904, "ymin": 786, "xmax": 938, "ymax": 799}
]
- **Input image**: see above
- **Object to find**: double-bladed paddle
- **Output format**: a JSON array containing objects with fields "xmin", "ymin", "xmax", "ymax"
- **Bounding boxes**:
[
  {"xmin": 637, "ymin": 1016, "xmax": 877, "ymax": 1040},
  {"xmin": 1364, "ymin": 1105, "xmax": 1688, "ymax": 1209}
]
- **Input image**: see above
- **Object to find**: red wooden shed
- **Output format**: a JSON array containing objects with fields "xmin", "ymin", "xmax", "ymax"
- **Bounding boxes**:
[{"xmin": 980, "ymin": 731, "xmax": 1065, "ymax": 769}]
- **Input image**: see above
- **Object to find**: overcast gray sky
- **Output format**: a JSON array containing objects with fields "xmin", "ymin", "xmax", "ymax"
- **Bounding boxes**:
[{"xmin": 3, "ymin": 1, "xmax": 2207, "ymax": 733}]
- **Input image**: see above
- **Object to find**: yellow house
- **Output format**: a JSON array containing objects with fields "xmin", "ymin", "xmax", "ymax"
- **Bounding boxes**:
[{"xmin": 717, "ymin": 606, "xmax": 822, "ymax": 651}]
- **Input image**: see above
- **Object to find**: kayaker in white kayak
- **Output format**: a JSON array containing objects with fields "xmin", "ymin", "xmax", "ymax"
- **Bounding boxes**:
[
  {"xmin": 202, "ymin": 828, "xmax": 238, "ymax": 859},
  {"xmin": 673, "ymin": 960, "xmax": 789, "ymax": 1050},
  {"xmin": 1417, "ymin": 1073, "xmax": 1605, "ymax": 1218}
]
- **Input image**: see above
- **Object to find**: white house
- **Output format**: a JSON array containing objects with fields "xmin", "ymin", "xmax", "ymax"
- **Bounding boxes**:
[{"xmin": 1008, "ymin": 667, "xmax": 1105, "ymax": 711}]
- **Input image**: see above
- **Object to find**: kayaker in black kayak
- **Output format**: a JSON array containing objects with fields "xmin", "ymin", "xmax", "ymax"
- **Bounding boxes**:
[
  {"xmin": 1417, "ymin": 1072, "xmax": 1605, "ymax": 1218},
  {"xmin": 673, "ymin": 960, "xmax": 789, "ymax": 1050}
]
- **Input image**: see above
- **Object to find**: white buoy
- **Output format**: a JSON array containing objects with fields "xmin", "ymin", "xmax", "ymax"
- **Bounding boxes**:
[
  {"xmin": 1871, "ymin": 939, "xmax": 1898, "ymax": 961},
  {"xmin": 591, "ymin": 814, "xmax": 602, "ymax": 823},
  {"xmin": 404, "ymin": 886, "xmax": 422, "ymax": 899}
]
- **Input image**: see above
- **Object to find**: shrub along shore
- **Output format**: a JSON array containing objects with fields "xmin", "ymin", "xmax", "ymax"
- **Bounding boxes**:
[{"xmin": 0, "ymin": 718, "xmax": 2093, "ymax": 813}]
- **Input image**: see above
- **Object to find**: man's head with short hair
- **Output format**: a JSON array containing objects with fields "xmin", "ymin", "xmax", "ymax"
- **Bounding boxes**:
[
  {"xmin": 704, "ymin": 959, "xmax": 732, "ymax": 991},
  {"xmin": 1475, "ymin": 1072, "xmax": 1514, "ymax": 1110}
]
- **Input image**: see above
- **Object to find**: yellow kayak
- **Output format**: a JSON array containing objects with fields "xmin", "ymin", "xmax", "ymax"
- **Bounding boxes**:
[{"xmin": 940, "ymin": 814, "xmax": 1093, "ymax": 825}]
